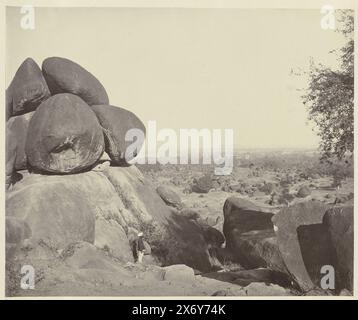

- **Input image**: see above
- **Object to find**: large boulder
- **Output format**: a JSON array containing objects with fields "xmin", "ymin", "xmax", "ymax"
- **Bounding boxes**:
[
  {"xmin": 272, "ymin": 201, "xmax": 333, "ymax": 292},
  {"xmin": 232, "ymin": 229, "xmax": 288, "ymax": 274},
  {"xmin": 204, "ymin": 268, "xmax": 292, "ymax": 288},
  {"xmin": 297, "ymin": 186, "xmax": 311, "ymax": 198},
  {"xmin": 6, "ymin": 112, "xmax": 34, "ymax": 171},
  {"xmin": 25, "ymin": 93, "xmax": 105, "ymax": 173},
  {"xmin": 323, "ymin": 205, "xmax": 353, "ymax": 292},
  {"xmin": 91, "ymin": 104, "xmax": 146, "ymax": 165},
  {"xmin": 7, "ymin": 58, "xmax": 51, "ymax": 118},
  {"xmin": 163, "ymin": 214, "xmax": 216, "ymax": 272},
  {"xmin": 242, "ymin": 282, "xmax": 290, "ymax": 296},
  {"xmin": 156, "ymin": 186, "xmax": 183, "ymax": 209},
  {"xmin": 42, "ymin": 57, "xmax": 109, "ymax": 106},
  {"xmin": 223, "ymin": 197, "xmax": 275, "ymax": 240},
  {"xmin": 223, "ymin": 197, "xmax": 286, "ymax": 273},
  {"xmin": 192, "ymin": 175, "xmax": 213, "ymax": 193}
]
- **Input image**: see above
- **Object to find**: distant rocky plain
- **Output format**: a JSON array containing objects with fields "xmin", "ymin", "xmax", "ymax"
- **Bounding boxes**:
[{"xmin": 5, "ymin": 57, "xmax": 353, "ymax": 297}]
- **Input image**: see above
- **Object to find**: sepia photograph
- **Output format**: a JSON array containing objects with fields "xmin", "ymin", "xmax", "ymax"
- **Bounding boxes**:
[{"xmin": 3, "ymin": 2, "xmax": 355, "ymax": 300}]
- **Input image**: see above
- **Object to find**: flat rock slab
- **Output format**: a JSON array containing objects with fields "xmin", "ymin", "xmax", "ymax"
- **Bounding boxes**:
[{"xmin": 272, "ymin": 201, "xmax": 332, "ymax": 292}]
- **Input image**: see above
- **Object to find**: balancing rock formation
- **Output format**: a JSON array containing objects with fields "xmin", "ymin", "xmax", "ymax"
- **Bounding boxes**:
[
  {"xmin": 5, "ymin": 56, "xmax": 145, "ymax": 177},
  {"xmin": 6, "ymin": 57, "xmax": 229, "ymax": 297}
]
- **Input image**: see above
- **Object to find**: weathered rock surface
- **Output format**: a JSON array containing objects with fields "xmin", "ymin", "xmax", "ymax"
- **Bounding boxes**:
[
  {"xmin": 272, "ymin": 201, "xmax": 332, "ymax": 292},
  {"xmin": 233, "ymin": 229, "xmax": 288, "ymax": 273},
  {"xmin": 6, "ymin": 173, "xmax": 97, "ymax": 248},
  {"xmin": 6, "ymin": 129, "xmax": 18, "ymax": 189},
  {"xmin": 92, "ymin": 104, "xmax": 146, "ymax": 165},
  {"xmin": 42, "ymin": 57, "xmax": 109, "ymax": 106},
  {"xmin": 204, "ymin": 268, "xmax": 292, "ymax": 288},
  {"xmin": 223, "ymin": 197, "xmax": 288, "ymax": 274},
  {"xmin": 179, "ymin": 208, "xmax": 200, "ymax": 220},
  {"xmin": 25, "ymin": 93, "xmax": 104, "ymax": 173},
  {"xmin": 201, "ymin": 225, "xmax": 226, "ymax": 248},
  {"xmin": 323, "ymin": 205, "xmax": 353, "ymax": 292},
  {"xmin": 297, "ymin": 185, "xmax": 311, "ymax": 198},
  {"xmin": 6, "ymin": 239, "xmax": 252, "ymax": 297},
  {"xmin": 242, "ymin": 282, "xmax": 290, "ymax": 296},
  {"xmin": 223, "ymin": 197, "xmax": 275, "ymax": 238},
  {"xmin": 192, "ymin": 175, "xmax": 213, "ymax": 193},
  {"xmin": 6, "ymin": 216, "xmax": 32, "ymax": 244},
  {"xmin": 156, "ymin": 186, "xmax": 183, "ymax": 209},
  {"xmin": 7, "ymin": 58, "xmax": 51, "ymax": 118},
  {"xmin": 162, "ymin": 264, "xmax": 195, "ymax": 282},
  {"xmin": 6, "ymin": 112, "xmax": 34, "ymax": 171},
  {"xmin": 6, "ymin": 166, "xmax": 220, "ymax": 274},
  {"xmin": 94, "ymin": 217, "xmax": 134, "ymax": 262},
  {"xmin": 102, "ymin": 166, "xmax": 214, "ymax": 271}
]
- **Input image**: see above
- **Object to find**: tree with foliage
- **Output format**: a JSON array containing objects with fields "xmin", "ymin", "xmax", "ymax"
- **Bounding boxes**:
[{"xmin": 302, "ymin": 10, "xmax": 354, "ymax": 161}]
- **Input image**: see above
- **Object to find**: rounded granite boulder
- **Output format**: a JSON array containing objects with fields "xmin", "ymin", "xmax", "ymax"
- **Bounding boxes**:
[
  {"xmin": 25, "ymin": 93, "xmax": 105, "ymax": 173},
  {"xmin": 91, "ymin": 104, "xmax": 146, "ymax": 165},
  {"xmin": 42, "ymin": 57, "xmax": 109, "ymax": 106},
  {"xmin": 7, "ymin": 58, "xmax": 51, "ymax": 118}
]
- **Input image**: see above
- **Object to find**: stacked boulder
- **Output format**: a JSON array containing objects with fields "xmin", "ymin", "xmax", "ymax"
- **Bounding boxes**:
[
  {"xmin": 192, "ymin": 174, "xmax": 213, "ymax": 193},
  {"xmin": 6, "ymin": 56, "xmax": 146, "ymax": 182}
]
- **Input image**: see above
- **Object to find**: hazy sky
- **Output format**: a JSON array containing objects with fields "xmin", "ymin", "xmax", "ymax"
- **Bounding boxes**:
[{"xmin": 6, "ymin": 7, "xmax": 346, "ymax": 149}]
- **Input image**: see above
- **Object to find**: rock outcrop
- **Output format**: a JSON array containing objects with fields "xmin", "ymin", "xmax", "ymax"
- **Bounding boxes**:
[
  {"xmin": 25, "ymin": 93, "xmax": 105, "ymax": 173},
  {"xmin": 156, "ymin": 186, "xmax": 183, "ymax": 209},
  {"xmin": 6, "ymin": 165, "xmax": 220, "ymax": 274},
  {"xmin": 323, "ymin": 205, "xmax": 353, "ymax": 292}
]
